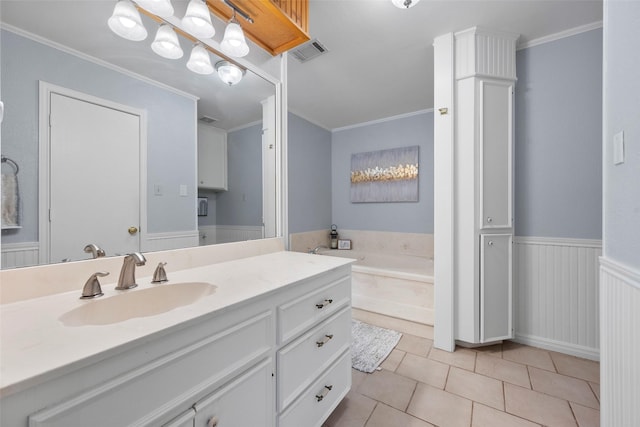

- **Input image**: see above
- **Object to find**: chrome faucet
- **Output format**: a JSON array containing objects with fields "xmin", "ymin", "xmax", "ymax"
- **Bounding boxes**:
[
  {"xmin": 84, "ymin": 243, "xmax": 106, "ymax": 259},
  {"xmin": 81, "ymin": 271, "xmax": 109, "ymax": 299},
  {"xmin": 116, "ymin": 252, "xmax": 146, "ymax": 290},
  {"xmin": 309, "ymin": 245, "xmax": 328, "ymax": 254}
]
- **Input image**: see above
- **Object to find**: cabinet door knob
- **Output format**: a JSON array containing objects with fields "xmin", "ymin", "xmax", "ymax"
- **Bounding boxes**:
[
  {"xmin": 488, "ymin": 240, "xmax": 494, "ymax": 246},
  {"xmin": 315, "ymin": 299, "xmax": 333, "ymax": 309},
  {"xmin": 316, "ymin": 334, "xmax": 334, "ymax": 348},
  {"xmin": 207, "ymin": 416, "xmax": 219, "ymax": 427},
  {"xmin": 315, "ymin": 385, "xmax": 333, "ymax": 402},
  {"xmin": 487, "ymin": 217, "xmax": 493, "ymax": 223}
]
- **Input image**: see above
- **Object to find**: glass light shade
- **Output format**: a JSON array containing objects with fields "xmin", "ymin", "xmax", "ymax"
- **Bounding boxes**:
[
  {"xmin": 215, "ymin": 61, "xmax": 245, "ymax": 86},
  {"xmin": 391, "ymin": 0, "xmax": 421, "ymax": 8},
  {"xmin": 136, "ymin": 0, "xmax": 174, "ymax": 18},
  {"xmin": 182, "ymin": 0, "xmax": 215, "ymax": 39},
  {"xmin": 151, "ymin": 24, "xmax": 183, "ymax": 59},
  {"xmin": 187, "ymin": 44, "xmax": 214, "ymax": 75},
  {"xmin": 108, "ymin": 0, "xmax": 148, "ymax": 41},
  {"xmin": 220, "ymin": 21, "xmax": 249, "ymax": 58}
]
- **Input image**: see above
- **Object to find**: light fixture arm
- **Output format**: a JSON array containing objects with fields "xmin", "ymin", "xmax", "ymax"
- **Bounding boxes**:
[{"xmin": 223, "ymin": 0, "xmax": 254, "ymax": 24}]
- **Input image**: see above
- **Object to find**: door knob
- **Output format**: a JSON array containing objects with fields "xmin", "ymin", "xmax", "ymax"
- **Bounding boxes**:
[{"xmin": 128, "ymin": 226, "xmax": 138, "ymax": 235}]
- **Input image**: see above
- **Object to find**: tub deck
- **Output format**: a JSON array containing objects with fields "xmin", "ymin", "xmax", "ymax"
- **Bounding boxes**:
[{"xmin": 319, "ymin": 249, "xmax": 434, "ymax": 325}]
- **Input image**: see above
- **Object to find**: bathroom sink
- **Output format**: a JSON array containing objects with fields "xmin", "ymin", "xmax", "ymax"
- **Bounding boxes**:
[{"xmin": 59, "ymin": 282, "xmax": 217, "ymax": 326}]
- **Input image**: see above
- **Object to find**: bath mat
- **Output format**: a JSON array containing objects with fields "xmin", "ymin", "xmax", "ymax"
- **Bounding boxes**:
[{"xmin": 351, "ymin": 320, "xmax": 402, "ymax": 373}]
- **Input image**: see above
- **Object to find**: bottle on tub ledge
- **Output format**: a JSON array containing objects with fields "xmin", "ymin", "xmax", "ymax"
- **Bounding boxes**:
[{"xmin": 330, "ymin": 224, "xmax": 339, "ymax": 249}]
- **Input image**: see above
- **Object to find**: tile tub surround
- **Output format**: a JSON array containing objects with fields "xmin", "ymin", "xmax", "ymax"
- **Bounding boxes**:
[
  {"xmin": 322, "ymin": 249, "xmax": 434, "ymax": 325},
  {"xmin": 290, "ymin": 231, "xmax": 434, "ymax": 324},
  {"xmin": 290, "ymin": 230, "xmax": 434, "ymax": 258},
  {"xmin": 325, "ymin": 310, "xmax": 600, "ymax": 427},
  {"xmin": 0, "ymin": 240, "xmax": 355, "ymax": 396}
]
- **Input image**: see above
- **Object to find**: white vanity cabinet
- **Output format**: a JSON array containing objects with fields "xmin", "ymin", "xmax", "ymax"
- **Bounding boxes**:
[
  {"xmin": 1, "ymin": 252, "xmax": 352, "ymax": 427},
  {"xmin": 434, "ymin": 27, "xmax": 518, "ymax": 346},
  {"xmin": 197, "ymin": 124, "xmax": 227, "ymax": 191}
]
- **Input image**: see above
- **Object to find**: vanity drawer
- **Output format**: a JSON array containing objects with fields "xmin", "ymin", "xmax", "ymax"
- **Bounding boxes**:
[
  {"xmin": 278, "ymin": 349, "xmax": 351, "ymax": 427},
  {"xmin": 28, "ymin": 311, "xmax": 273, "ymax": 427},
  {"xmin": 278, "ymin": 272, "xmax": 351, "ymax": 344},
  {"xmin": 277, "ymin": 306, "xmax": 351, "ymax": 411}
]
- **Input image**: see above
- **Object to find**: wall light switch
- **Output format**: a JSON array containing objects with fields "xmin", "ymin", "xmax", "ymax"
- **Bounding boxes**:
[
  {"xmin": 613, "ymin": 131, "xmax": 625, "ymax": 165},
  {"xmin": 179, "ymin": 184, "xmax": 188, "ymax": 197}
]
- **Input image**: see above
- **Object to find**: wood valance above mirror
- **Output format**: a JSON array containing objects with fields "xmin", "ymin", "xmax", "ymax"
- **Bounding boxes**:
[{"xmin": 207, "ymin": 0, "xmax": 310, "ymax": 55}]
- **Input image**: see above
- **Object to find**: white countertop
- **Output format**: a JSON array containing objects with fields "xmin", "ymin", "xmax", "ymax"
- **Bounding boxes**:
[{"xmin": 0, "ymin": 251, "xmax": 353, "ymax": 397}]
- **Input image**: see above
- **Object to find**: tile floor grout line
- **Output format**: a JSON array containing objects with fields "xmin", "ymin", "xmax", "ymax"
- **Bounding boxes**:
[
  {"xmin": 403, "ymin": 381, "xmax": 419, "ymax": 413},
  {"xmin": 362, "ymin": 401, "xmax": 379, "ymax": 427}
]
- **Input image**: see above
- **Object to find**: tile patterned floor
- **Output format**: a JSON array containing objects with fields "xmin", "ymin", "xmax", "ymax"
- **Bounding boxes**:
[{"xmin": 324, "ymin": 309, "xmax": 600, "ymax": 427}]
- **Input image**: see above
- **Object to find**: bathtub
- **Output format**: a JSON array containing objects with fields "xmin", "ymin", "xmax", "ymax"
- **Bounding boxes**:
[{"xmin": 318, "ymin": 249, "xmax": 434, "ymax": 325}]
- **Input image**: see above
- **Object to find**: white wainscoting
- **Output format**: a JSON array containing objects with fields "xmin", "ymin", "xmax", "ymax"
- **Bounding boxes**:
[
  {"xmin": 199, "ymin": 225, "xmax": 263, "ymax": 245},
  {"xmin": 142, "ymin": 230, "xmax": 199, "ymax": 252},
  {"xmin": 513, "ymin": 236, "xmax": 601, "ymax": 360},
  {"xmin": 1, "ymin": 233, "xmax": 200, "ymax": 269},
  {"xmin": 600, "ymin": 257, "xmax": 640, "ymax": 426},
  {"xmin": 1, "ymin": 242, "xmax": 40, "ymax": 269}
]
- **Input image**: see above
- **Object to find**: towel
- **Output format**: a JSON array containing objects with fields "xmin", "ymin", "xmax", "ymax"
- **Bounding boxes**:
[{"xmin": 1, "ymin": 172, "xmax": 19, "ymax": 227}]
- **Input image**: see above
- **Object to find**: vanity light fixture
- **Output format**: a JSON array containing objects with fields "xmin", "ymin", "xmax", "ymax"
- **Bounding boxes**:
[
  {"xmin": 215, "ymin": 60, "xmax": 245, "ymax": 85},
  {"xmin": 187, "ymin": 44, "xmax": 214, "ymax": 74},
  {"xmin": 151, "ymin": 24, "xmax": 184, "ymax": 59},
  {"xmin": 220, "ymin": 11, "xmax": 250, "ymax": 58},
  {"xmin": 108, "ymin": 0, "xmax": 148, "ymax": 41},
  {"xmin": 391, "ymin": 0, "xmax": 421, "ymax": 8},
  {"xmin": 181, "ymin": 0, "xmax": 215, "ymax": 39},
  {"xmin": 135, "ymin": 0, "xmax": 174, "ymax": 18}
]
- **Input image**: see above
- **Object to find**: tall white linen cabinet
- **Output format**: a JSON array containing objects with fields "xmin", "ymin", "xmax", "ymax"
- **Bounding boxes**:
[{"xmin": 434, "ymin": 28, "xmax": 519, "ymax": 346}]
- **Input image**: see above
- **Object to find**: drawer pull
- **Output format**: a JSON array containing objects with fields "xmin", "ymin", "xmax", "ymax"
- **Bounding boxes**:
[
  {"xmin": 315, "ymin": 299, "xmax": 333, "ymax": 309},
  {"xmin": 316, "ymin": 334, "xmax": 334, "ymax": 348},
  {"xmin": 315, "ymin": 385, "xmax": 333, "ymax": 402}
]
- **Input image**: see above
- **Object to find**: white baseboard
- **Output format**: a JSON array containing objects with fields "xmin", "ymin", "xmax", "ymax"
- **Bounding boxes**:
[{"xmin": 514, "ymin": 333, "xmax": 599, "ymax": 361}]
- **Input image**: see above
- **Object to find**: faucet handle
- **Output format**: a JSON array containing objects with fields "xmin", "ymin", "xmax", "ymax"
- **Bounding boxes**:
[
  {"xmin": 151, "ymin": 262, "xmax": 168, "ymax": 284},
  {"xmin": 81, "ymin": 271, "xmax": 109, "ymax": 299},
  {"xmin": 84, "ymin": 244, "xmax": 106, "ymax": 259}
]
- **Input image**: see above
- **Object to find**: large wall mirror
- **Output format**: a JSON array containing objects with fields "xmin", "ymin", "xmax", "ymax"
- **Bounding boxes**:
[{"xmin": 0, "ymin": 0, "xmax": 283, "ymax": 269}]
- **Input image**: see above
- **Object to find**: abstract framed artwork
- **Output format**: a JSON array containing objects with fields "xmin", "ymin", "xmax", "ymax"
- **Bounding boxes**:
[{"xmin": 350, "ymin": 146, "xmax": 419, "ymax": 203}]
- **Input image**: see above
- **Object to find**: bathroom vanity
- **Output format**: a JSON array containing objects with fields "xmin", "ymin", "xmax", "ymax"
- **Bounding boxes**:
[{"xmin": 0, "ymin": 242, "xmax": 353, "ymax": 427}]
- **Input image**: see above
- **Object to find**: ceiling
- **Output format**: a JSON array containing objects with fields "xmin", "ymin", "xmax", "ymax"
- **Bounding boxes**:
[
  {"xmin": 289, "ymin": 0, "xmax": 603, "ymax": 130},
  {"xmin": 0, "ymin": 0, "xmax": 603, "ymax": 131}
]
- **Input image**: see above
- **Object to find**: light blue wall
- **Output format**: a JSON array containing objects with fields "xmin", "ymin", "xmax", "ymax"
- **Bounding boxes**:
[
  {"xmin": 603, "ymin": 3, "xmax": 640, "ymax": 268},
  {"xmin": 215, "ymin": 124, "xmax": 262, "ymax": 226},
  {"xmin": 288, "ymin": 113, "xmax": 332, "ymax": 234},
  {"xmin": 0, "ymin": 29, "xmax": 196, "ymax": 243},
  {"xmin": 514, "ymin": 29, "xmax": 603, "ymax": 239},
  {"xmin": 331, "ymin": 112, "xmax": 434, "ymax": 233}
]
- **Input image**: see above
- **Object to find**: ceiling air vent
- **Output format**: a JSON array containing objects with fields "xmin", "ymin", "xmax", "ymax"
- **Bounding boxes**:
[
  {"xmin": 291, "ymin": 39, "xmax": 328, "ymax": 63},
  {"xmin": 198, "ymin": 116, "xmax": 218, "ymax": 124}
]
